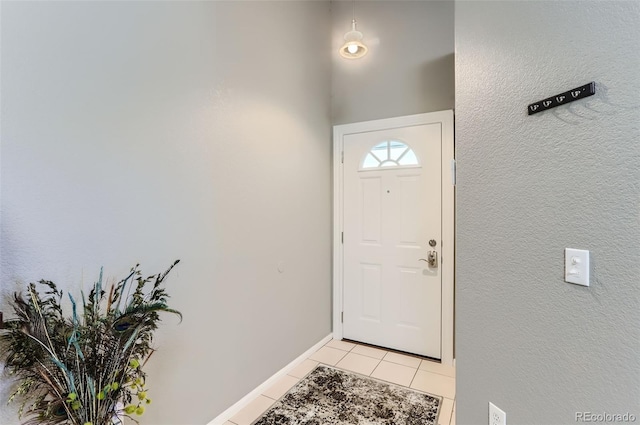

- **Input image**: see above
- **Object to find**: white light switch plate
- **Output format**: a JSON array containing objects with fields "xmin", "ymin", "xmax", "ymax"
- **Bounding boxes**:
[{"xmin": 565, "ymin": 248, "xmax": 589, "ymax": 286}]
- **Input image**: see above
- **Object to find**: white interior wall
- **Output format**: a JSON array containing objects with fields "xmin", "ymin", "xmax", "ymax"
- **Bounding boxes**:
[
  {"xmin": 455, "ymin": 1, "xmax": 640, "ymax": 423},
  {"xmin": 0, "ymin": 2, "xmax": 331, "ymax": 424}
]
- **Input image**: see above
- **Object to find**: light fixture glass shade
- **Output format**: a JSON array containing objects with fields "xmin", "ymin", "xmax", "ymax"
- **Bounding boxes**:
[{"xmin": 340, "ymin": 20, "xmax": 368, "ymax": 59}]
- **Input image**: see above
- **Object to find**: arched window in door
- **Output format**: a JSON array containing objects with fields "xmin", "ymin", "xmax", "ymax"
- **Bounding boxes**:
[{"xmin": 361, "ymin": 140, "xmax": 419, "ymax": 169}]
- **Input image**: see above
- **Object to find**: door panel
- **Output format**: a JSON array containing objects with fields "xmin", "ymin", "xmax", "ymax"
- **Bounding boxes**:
[
  {"xmin": 361, "ymin": 177, "xmax": 382, "ymax": 242},
  {"xmin": 399, "ymin": 175, "xmax": 420, "ymax": 243},
  {"xmin": 360, "ymin": 264, "xmax": 382, "ymax": 322},
  {"xmin": 343, "ymin": 123, "xmax": 442, "ymax": 358}
]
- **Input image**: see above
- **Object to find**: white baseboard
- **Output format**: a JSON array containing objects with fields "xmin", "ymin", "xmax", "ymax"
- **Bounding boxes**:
[{"xmin": 207, "ymin": 333, "xmax": 333, "ymax": 425}]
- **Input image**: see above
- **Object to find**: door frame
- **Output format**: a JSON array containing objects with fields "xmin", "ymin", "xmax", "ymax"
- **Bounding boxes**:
[{"xmin": 332, "ymin": 110, "xmax": 455, "ymax": 366}]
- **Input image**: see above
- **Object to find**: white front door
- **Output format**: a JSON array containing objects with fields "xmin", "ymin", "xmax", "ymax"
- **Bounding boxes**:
[{"xmin": 339, "ymin": 113, "xmax": 451, "ymax": 359}]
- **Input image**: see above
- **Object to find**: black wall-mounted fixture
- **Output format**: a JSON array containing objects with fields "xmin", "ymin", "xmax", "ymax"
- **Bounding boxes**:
[{"xmin": 528, "ymin": 82, "xmax": 595, "ymax": 115}]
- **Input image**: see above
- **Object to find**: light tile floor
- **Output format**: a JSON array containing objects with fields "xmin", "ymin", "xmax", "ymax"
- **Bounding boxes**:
[{"xmin": 227, "ymin": 339, "xmax": 456, "ymax": 425}]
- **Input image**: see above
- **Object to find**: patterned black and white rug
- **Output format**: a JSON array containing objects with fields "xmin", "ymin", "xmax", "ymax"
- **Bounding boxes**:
[{"xmin": 253, "ymin": 365, "xmax": 442, "ymax": 425}]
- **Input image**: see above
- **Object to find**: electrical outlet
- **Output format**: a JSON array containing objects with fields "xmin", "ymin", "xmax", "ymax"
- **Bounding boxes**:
[{"xmin": 489, "ymin": 402, "xmax": 506, "ymax": 425}]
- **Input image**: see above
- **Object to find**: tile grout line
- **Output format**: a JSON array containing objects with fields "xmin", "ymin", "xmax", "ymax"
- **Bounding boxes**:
[
  {"xmin": 333, "ymin": 354, "xmax": 382, "ymax": 377},
  {"xmin": 419, "ymin": 362, "xmax": 456, "ymax": 378},
  {"xmin": 369, "ymin": 360, "xmax": 383, "ymax": 378},
  {"xmin": 385, "ymin": 359, "xmax": 423, "ymax": 369},
  {"xmin": 419, "ymin": 369, "xmax": 456, "ymax": 379},
  {"xmin": 407, "ymin": 366, "xmax": 419, "ymax": 389},
  {"xmin": 368, "ymin": 358, "xmax": 382, "ymax": 376},
  {"xmin": 450, "ymin": 400, "xmax": 456, "ymax": 425},
  {"xmin": 439, "ymin": 398, "xmax": 455, "ymax": 425},
  {"xmin": 413, "ymin": 368, "xmax": 457, "ymax": 396},
  {"xmin": 324, "ymin": 340, "xmax": 358, "ymax": 353},
  {"xmin": 352, "ymin": 352, "xmax": 387, "ymax": 360}
]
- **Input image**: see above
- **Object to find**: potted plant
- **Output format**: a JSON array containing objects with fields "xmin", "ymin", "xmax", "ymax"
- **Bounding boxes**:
[{"xmin": 0, "ymin": 261, "xmax": 182, "ymax": 425}]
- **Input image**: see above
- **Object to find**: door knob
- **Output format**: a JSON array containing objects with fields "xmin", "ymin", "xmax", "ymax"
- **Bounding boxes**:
[
  {"xmin": 427, "ymin": 251, "xmax": 438, "ymax": 268},
  {"xmin": 419, "ymin": 251, "xmax": 438, "ymax": 268}
]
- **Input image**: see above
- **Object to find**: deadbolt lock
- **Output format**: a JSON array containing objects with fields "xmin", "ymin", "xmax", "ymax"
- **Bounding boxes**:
[{"xmin": 429, "ymin": 239, "xmax": 437, "ymax": 247}]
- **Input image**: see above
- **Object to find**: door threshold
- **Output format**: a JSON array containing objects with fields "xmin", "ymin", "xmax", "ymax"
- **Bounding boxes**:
[{"xmin": 342, "ymin": 338, "xmax": 442, "ymax": 363}]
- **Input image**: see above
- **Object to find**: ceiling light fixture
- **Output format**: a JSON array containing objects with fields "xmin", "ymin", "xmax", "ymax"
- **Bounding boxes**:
[{"xmin": 339, "ymin": 2, "xmax": 368, "ymax": 59}]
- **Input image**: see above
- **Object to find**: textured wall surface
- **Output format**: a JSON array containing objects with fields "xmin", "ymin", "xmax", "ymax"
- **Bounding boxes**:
[
  {"xmin": 0, "ymin": 2, "xmax": 331, "ymax": 424},
  {"xmin": 331, "ymin": 0, "xmax": 454, "ymax": 125},
  {"xmin": 455, "ymin": 2, "xmax": 640, "ymax": 424}
]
